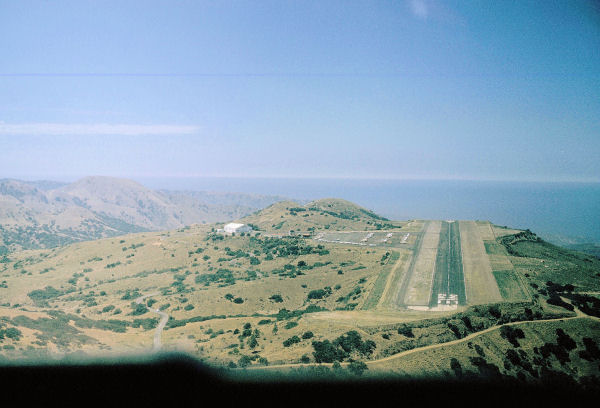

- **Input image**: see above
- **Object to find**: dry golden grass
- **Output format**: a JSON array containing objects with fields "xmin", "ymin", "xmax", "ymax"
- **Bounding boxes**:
[
  {"xmin": 459, "ymin": 221, "xmax": 502, "ymax": 305},
  {"xmin": 366, "ymin": 317, "xmax": 600, "ymax": 381},
  {"xmin": 1, "ymin": 208, "xmax": 574, "ymax": 374},
  {"xmin": 491, "ymin": 225, "xmax": 523, "ymax": 237},
  {"xmin": 404, "ymin": 221, "xmax": 441, "ymax": 306},
  {"xmin": 376, "ymin": 250, "xmax": 412, "ymax": 310},
  {"xmin": 0, "ymin": 217, "xmax": 397, "ymax": 365},
  {"xmin": 240, "ymin": 198, "xmax": 406, "ymax": 234},
  {"xmin": 476, "ymin": 221, "xmax": 496, "ymax": 241}
]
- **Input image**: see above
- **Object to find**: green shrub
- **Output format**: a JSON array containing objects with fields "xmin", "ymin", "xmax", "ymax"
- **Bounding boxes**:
[
  {"xmin": 27, "ymin": 286, "xmax": 63, "ymax": 306},
  {"xmin": 450, "ymin": 358, "xmax": 462, "ymax": 377},
  {"xmin": 131, "ymin": 318, "xmax": 158, "ymax": 330},
  {"xmin": 348, "ymin": 361, "xmax": 368, "ymax": 376},
  {"xmin": 489, "ymin": 305, "xmax": 502, "ymax": 318},
  {"xmin": 283, "ymin": 336, "xmax": 301, "ymax": 347},
  {"xmin": 120, "ymin": 289, "xmax": 141, "ymax": 300},
  {"xmin": 579, "ymin": 338, "xmax": 600, "ymax": 361},
  {"xmin": 248, "ymin": 336, "xmax": 258, "ymax": 349},
  {"xmin": 311, "ymin": 331, "xmax": 375, "ymax": 363},
  {"xmin": 284, "ymin": 321, "xmax": 298, "ymax": 330},
  {"xmin": 238, "ymin": 355, "xmax": 252, "ymax": 368},
  {"xmin": 102, "ymin": 305, "xmax": 115, "ymax": 313},
  {"xmin": 397, "ymin": 324, "xmax": 414, "ymax": 338},
  {"xmin": 500, "ymin": 325, "xmax": 525, "ymax": 347},
  {"xmin": 312, "ymin": 340, "xmax": 347, "ymax": 363},
  {"xmin": 302, "ymin": 331, "xmax": 314, "ymax": 339},
  {"xmin": 556, "ymin": 328, "xmax": 576, "ymax": 351},
  {"xmin": 307, "ymin": 287, "xmax": 332, "ymax": 300},
  {"xmin": 131, "ymin": 303, "xmax": 148, "ymax": 316},
  {"xmin": 0, "ymin": 327, "xmax": 22, "ymax": 341}
]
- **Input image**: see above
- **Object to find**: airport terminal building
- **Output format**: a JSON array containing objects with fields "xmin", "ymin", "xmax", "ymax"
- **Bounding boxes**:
[{"xmin": 223, "ymin": 223, "xmax": 252, "ymax": 234}]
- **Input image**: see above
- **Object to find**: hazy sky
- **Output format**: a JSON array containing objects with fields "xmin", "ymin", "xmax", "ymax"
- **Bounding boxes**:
[{"xmin": 1, "ymin": 0, "xmax": 599, "ymax": 182}]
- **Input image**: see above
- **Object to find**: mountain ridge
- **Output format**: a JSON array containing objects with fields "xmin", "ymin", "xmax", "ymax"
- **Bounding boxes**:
[{"xmin": 0, "ymin": 176, "xmax": 288, "ymax": 253}]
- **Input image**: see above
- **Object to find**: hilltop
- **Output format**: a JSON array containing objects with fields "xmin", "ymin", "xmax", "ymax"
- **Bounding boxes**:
[
  {"xmin": 0, "ymin": 177, "xmax": 287, "ymax": 253},
  {"xmin": 240, "ymin": 198, "xmax": 402, "ymax": 233}
]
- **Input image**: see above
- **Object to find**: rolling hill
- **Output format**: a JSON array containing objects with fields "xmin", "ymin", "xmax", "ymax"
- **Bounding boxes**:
[
  {"xmin": 0, "ymin": 198, "xmax": 598, "ymax": 388},
  {"xmin": 240, "ymin": 198, "xmax": 403, "ymax": 233}
]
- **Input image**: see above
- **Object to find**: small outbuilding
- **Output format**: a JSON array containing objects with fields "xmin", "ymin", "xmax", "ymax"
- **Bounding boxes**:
[{"xmin": 223, "ymin": 223, "xmax": 252, "ymax": 234}]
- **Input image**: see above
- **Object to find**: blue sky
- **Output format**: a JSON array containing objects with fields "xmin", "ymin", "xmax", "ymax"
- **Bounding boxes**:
[{"xmin": 0, "ymin": 0, "xmax": 599, "ymax": 182}]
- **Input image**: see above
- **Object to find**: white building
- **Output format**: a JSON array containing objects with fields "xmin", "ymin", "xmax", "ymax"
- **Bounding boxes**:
[{"xmin": 223, "ymin": 223, "xmax": 252, "ymax": 234}]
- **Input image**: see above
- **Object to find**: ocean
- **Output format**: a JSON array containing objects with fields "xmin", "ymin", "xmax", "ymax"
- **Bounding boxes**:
[{"xmin": 137, "ymin": 177, "xmax": 600, "ymax": 244}]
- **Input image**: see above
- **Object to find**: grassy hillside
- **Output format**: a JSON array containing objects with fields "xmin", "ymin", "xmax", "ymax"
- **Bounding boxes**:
[
  {"xmin": 367, "ymin": 317, "xmax": 600, "ymax": 386},
  {"xmin": 0, "ymin": 201, "xmax": 599, "ymax": 388},
  {"xmin": 498, "ymin": 230, "xmax": 600, "ymax": 291},
  {"xmin": 241, "ymin": 198, "xmax": 404, "ymax": 233},
  {"xmin": 0, "ymin": 218, "xmax": 397, "ymax": 362}
]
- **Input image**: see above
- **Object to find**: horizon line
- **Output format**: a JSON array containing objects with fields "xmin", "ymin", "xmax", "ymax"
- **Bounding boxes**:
[
  {"xmin": 1, "ymin": 71, "xmax": 597, "ymax": 79},
  {"xmin": 4, "ymin": 174, "xmax": 599, "ymax": 184}
]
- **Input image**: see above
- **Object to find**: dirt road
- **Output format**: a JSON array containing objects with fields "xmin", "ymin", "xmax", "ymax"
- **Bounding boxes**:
[
  {"xmin": 135, "ymin": 292, "xmax": 169, "ymax": 352},
  {"xmin": 246, "ymin": 306, "xmax": 598, "ymax": 371}
]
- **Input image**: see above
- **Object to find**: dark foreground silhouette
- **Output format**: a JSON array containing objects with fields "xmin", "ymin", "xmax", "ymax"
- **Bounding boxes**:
[{"xmin": 0, "ymin": 353, "xmax": 597, "ymax": 406}]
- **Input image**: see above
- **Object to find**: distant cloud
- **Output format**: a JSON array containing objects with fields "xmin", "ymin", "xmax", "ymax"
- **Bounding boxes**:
[
  {"xmin": 409, "ymin": 0, "xmax": 428, "ymax": 19},
  {"xmin": 0, "ymin": 122, "xmax": 200, "ymax": 136}
]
